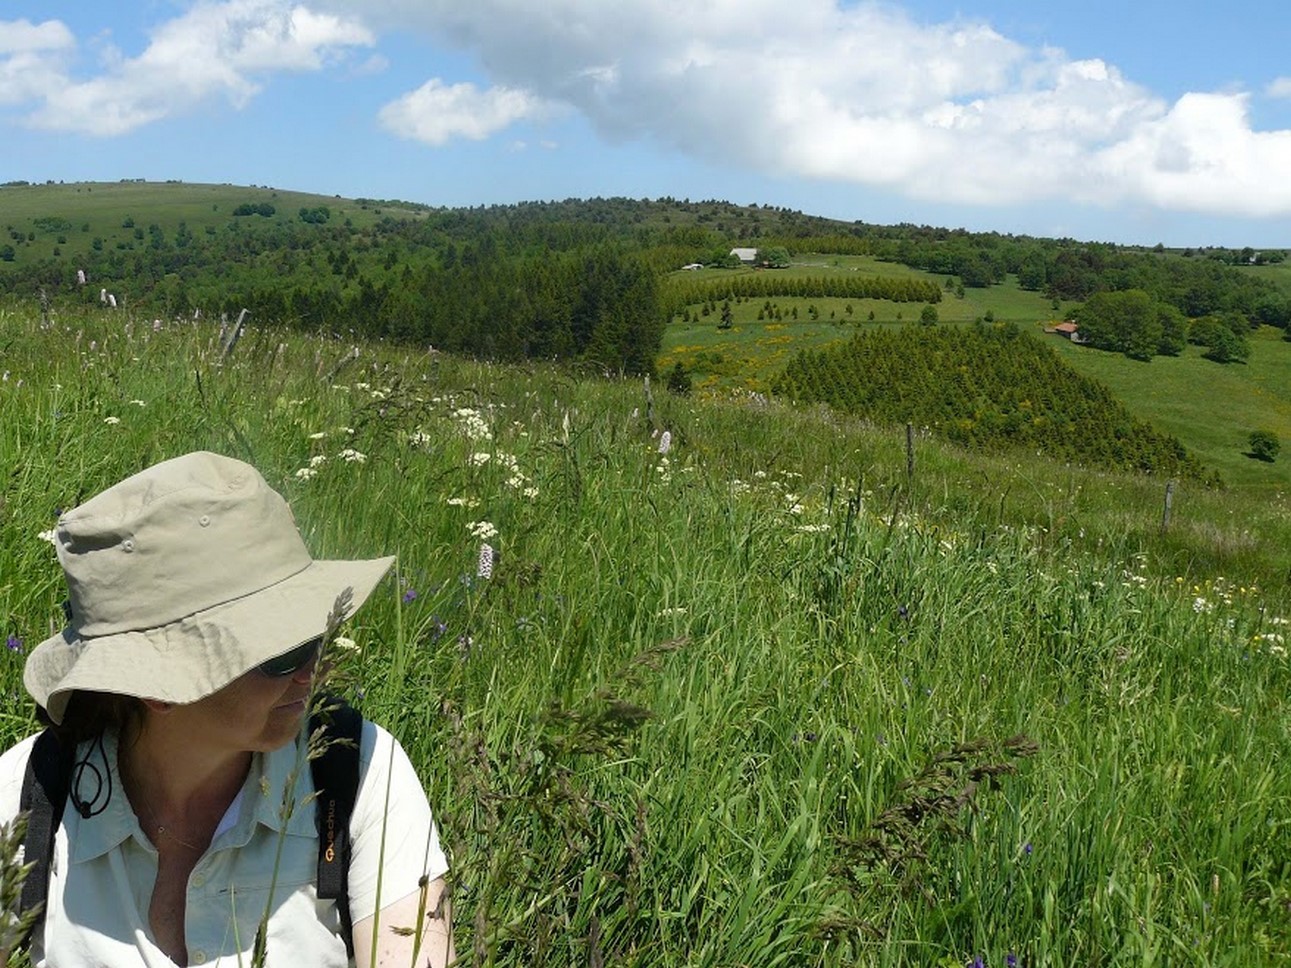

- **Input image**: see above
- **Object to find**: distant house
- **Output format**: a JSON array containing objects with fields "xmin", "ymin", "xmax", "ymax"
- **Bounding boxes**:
[
  {"xmin": 729, "ymin": 247, "xmax": 758, "ymax": 265},
  {"xmin": 1045, "ymin": 321, "xmax": 1087, "ymax": 344}
]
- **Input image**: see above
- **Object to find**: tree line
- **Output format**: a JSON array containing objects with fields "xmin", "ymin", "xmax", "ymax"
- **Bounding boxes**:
[{"xmin": 665, "ymin": 273, "xmax": 942, "ymax": 315}]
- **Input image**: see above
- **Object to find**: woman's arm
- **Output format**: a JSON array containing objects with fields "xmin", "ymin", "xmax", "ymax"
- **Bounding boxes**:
[{"xmin": 350, "ymin": 876, "xmax": 454, "ymax": 968}]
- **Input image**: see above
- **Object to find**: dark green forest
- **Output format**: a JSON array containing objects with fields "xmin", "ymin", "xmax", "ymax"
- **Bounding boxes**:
[{"xmin": 772, "ymin": 323, "xmax": 1213, "ymax": 481}]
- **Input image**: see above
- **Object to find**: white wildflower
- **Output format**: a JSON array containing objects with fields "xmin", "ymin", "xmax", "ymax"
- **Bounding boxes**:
[
  {"xmin": 331, "ymin": 385, "xmax": 349, "ymax": 392},
  {"xmin": 453, "ymin": 408, "xmax": 492, "ymax": 441},
  {"xmin": 309, "ymin": 431, "xmax": 327, "ymax": 440},
  {"xmin": 753, "ymin": 470, "xmax": 768, "ymax": 479},
  {"xmin": 103, "ymin": 416, "xmax": 120, "ymax": 425},
  {"xmin": 38, "ymin": 529, "xmax": 57, "ymax": 544},
  {"xmin": 468, "ymin": 520, "xmax": 498, "ymax": 540},
  {"xmin": 408, "ymin": 431, "xmax": 433, "ymax": 448},
  {"xmin": 795, "ymin": 524, "xmax": 830, "ymax": 534},
  {"xmin": 339, "ymin": 426, "xmax": 355, "ymax": 436},
  {"xmin": 470, "ymin": 452, "xmax": 491, "ymax": 466},
  {"xmin": 355, "ymin": 382, "xmax": 371, "ymax": 391},
  {"xmin": 446, "ymin": 496, "xmax": 480, "ymax": 508},
  {"xmin": 294, "ymin": 467, "xmax": 317, "ymax": 481},
  {"xmin": 129, "ymin": 399, "xmax": 145, "ymax": 407},
  {"xmin": 521, "ymin": 486, "xmax": 539, "ymax": 499},
  {"xmin": 658, "ymin": 607, "xmax": 686, "ymax": 617},
  {"xmin": 331, "ymin": 636, "xmax": 359, "ymax": 652},
  {"xmin": 338, "ymin": 448, "xmax": 366, "ymax": 464},
  {"xmin": 309, "ymin": 454, "xmax": 327, "ymax": 468},
  {"xmin": 658, "ymin": 430, "xmax": 672, "ymax": 455}
]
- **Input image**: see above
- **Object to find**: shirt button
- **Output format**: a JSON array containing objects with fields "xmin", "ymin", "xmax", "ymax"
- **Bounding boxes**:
[
  {"xmin": 192, "ymin": 950, "xmax": 207, "ymax": 964},
  {"xmin": 192, "ymin": 873, "xmax": 206, "ymax": 888}
]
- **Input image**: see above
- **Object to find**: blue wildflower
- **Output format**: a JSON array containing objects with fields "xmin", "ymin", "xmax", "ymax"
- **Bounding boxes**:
[
  {"xmin": 1007, "ymin": 955, "xmax": 1017, "ymax": 968},
  {"xmin": 402, "ymin": 588, "xmax": 418, "ymax": 604},
  {"xmin": 5, "ymin": 635, "xmax": 21, "ymax": 653}
]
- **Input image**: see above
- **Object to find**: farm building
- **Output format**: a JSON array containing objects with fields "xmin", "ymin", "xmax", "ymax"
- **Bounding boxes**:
[
  {"xmin": 729, "ymin": 247, "xmax": 758, "ymax": 264},
  {"xmin": 1045, "ymin": 321, "xmax": 1087, "ymax": 344}
]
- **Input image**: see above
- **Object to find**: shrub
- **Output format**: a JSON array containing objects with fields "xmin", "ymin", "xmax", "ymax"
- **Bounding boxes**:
[
  {"xmin": 1248, "ymin": 430, "xmax": 1280, "ymax": 462},
  {"xmin": 666, "ymin": 361, "xmax": 692, "ymax": 395}
]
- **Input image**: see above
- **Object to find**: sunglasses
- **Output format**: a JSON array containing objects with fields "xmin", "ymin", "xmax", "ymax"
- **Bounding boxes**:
[{"xmin": 257, "ymin": 637, "xmax": 323, "ymax": 677}]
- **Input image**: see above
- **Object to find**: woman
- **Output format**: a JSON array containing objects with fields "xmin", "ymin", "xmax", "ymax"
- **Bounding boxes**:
[{"xmin": 0, "ymin": 452, "xmax": 453, "ymax": 967}]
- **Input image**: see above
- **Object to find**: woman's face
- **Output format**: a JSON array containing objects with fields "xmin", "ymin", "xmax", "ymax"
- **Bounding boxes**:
[{"xmin": 158, "ymin": 649, "xmax": 319, "ymax": 756}]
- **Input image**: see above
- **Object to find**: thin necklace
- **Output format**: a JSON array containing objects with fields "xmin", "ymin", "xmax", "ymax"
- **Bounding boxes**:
[
  {"xmin": 151, "ymin": 821, "xmax": 205, "ymax": 852},
  {"xmin": 120, "ymin": 756, "xmax": 208, "ymax": 852},
  {"xmin": 136, "ymin": 800, "xmax": 207, "ymax": 851}
]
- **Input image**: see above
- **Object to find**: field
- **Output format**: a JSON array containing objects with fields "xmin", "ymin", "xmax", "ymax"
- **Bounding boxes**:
[
  {"xmin": 662, "ymin": 259, "xmax": 1291, "ymax": 494},
  {"xmin": 0, "ymin": 180, "xmax": 420, "ymax": 268},
  {"xmin": 2, "ymin": 304, "xmax": 1290, "ymax": 966},
  {"xmin": 660, "ymin": 258, "xmax": 1071, "ymax": 391},
  {"xmin": 1047, "ymin": 326, "xmax": 1291, "ymax": 489}
]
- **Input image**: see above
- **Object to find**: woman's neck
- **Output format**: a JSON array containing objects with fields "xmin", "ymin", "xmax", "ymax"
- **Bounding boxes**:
[{"xmin": 117, "ymin": 718, "xmax": 252, "ymax": 833}]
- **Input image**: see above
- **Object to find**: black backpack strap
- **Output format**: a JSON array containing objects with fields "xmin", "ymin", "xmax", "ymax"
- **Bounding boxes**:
[
  {"xmin": 18, "ymin": 728, "xmax": 75, "ymax": 949},
  {"xmin": 310, "ymin": 700, "xmax": 363, "ymax": 958}
]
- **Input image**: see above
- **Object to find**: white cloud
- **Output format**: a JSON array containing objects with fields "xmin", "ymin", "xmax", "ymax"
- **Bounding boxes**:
[
  {"xmin": 6, "ymin": 1, "xmax": 373, "ymax": 136},
  {"xmin": 0, "ymin": 19, "xmax": 76, "ymax": 105},
  {"xmin": 0, "ymin": 18, "xmax": 74, "ymax": 55},
  {"xmin": 328, "ymin": 0, "xmax": 1291, "ymax": 217},
  {"xmin": 378, "ymin": 78, "xmax": 551, "ymax": 145},
  {"xmin": 1267, "ymin": 77, "xmax": 1291, "ymax": 99}
]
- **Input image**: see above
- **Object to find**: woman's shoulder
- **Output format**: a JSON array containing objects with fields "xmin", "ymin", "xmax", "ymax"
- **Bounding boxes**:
[
  {"xmin": 0, "ymin": 732, "xmax": 43, "ymax": 821},
  {"xmin": 357, "ymin": 717, "xmax": 397, "ymax": 765}
]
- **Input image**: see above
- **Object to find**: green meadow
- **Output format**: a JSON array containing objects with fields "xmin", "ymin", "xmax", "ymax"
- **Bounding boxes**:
[
  {"xmin": 0, "ymin": 180, "xmax": 416, "ymax": 268},
  {"xmin": 662, "ymin": 259, "xmax": 1290, "ymax": 495},
  {"xmin": 1047, "ymin": 326, "xmax": 1291, "ymax": 489},
  {"xmin": 660, "ymin": 258, "xmax": 1070, "ymax": 392},
  {"xmin": 2, "ymin": 304, "xmax": 1289, "ymax": 966}
]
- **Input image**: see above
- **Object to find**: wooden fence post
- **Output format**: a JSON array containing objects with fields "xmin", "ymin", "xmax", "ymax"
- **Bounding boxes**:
[
  {"xmin": 220, "ymin": 308, "xmax": 249, "ymax": 361},
  {"xmin": 1161, "ymin": 479, "xmax": 1176, "ymax": 533},
  {"xmin": 906, "ymin": 423, "xmax": 915, "ymax": 485}
]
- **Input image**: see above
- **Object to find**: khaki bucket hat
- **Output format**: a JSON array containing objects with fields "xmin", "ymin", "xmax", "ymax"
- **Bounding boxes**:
[{"xmin": 24, "ymin": 451, "xmax": 394, "ymax": 723}]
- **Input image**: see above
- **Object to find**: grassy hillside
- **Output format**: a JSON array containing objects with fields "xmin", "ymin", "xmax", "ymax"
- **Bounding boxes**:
[
  {"xmin": 662, "ymin": 260, "xmax": 1290, "ymax": 493},
  {"xmin": 1046, "ymin": 326, "xmax": 1291, "ymax": 489},
  {"xmin": 0, "ymin": 179, "xmax": 418, "ymax": 269},
  {"xmin": 1, "ymin": 306, "xmax": 1288, "ymax": 966},
  {"xmin": 660, "ymin": 256, "xmax": 1069, "ymax": 390}
]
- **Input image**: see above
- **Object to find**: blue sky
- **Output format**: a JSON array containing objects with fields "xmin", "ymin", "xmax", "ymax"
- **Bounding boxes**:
[{"xmin": 3, "ymin": 1, "xmax": 1290, "ymax": 248}]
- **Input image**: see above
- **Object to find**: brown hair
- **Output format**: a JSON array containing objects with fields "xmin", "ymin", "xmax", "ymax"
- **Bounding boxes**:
[{"xmin": 40, "ymin": 691, "xmax": 146, "ymax": 747}]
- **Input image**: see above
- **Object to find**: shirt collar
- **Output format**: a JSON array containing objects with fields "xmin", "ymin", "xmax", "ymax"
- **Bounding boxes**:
[{"xmin": 68, "ymin": 730, "xmax": 317, "ymax": 865}]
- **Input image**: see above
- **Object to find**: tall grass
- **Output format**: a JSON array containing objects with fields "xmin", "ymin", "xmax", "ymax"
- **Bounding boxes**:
[{"xmin": 2, "ymin": 304, "xmax": 1289, "ymax": 966}]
